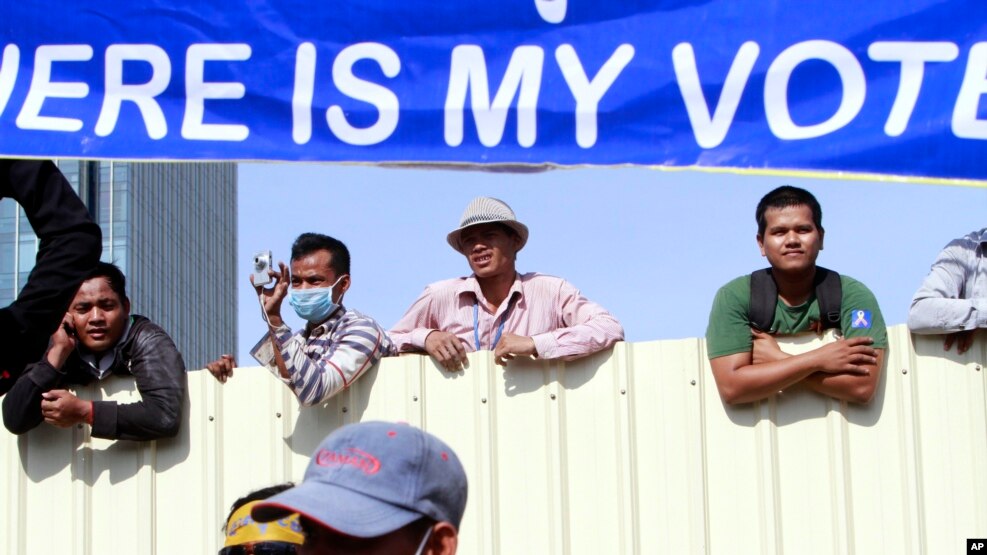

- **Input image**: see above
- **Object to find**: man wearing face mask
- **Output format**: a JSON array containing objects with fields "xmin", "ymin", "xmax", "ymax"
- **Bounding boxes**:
[{"xmin": 208, "ymin": 233, "xmax": 392, "ymax": 406}]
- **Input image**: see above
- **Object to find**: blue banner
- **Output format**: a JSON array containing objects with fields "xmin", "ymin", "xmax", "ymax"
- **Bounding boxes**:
[{"xmin": 0, "ymin": 1, "xmax": 985, "ymax": 180}]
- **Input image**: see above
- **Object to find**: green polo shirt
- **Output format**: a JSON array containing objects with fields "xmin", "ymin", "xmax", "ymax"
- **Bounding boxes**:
[{"xmin": 705, "ymin": 273, "xmax": 888, "ymax": 359}]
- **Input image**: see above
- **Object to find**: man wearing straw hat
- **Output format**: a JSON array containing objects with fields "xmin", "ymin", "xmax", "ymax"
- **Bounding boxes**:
[{"xmin": 389, "ymin": 197, "xmax": 623, "ymax": 371}]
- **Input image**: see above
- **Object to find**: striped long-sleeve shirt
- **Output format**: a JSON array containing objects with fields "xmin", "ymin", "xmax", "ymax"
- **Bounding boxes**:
[
  {"xmin": 388, "ymin": 272, "xmax": 624, "ymax": 360},
  {"xmin": 250, "ymin": 306, "xmax": 393, "ymax": 406}
]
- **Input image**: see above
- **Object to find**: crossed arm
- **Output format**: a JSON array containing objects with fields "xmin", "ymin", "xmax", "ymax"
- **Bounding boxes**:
[{"xmin": 709, "ymin": 331, "xmax": 884, "ymax": 405}]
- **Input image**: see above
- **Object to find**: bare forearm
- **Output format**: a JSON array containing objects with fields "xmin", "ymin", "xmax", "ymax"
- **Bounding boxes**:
[
  {"xmin": 804, "ymin": 349, "xmax": 883, "ymax": 404},
  {"xmin": 719, "ymin": 335, "xmax": 882, "ymax": 405},
  {"xmin": 803, "ymin": 372, "xmax": 876, "ymax": 404},
  {"xmin": 728, "ymin": 362, "xmax": 817, "ymax": 403},
  {"xmin": 712, "ymin": 351, "xmax": 823, "ymax": 405}
]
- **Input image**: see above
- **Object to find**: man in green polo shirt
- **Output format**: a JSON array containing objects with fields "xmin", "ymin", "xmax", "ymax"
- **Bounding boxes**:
[{"xmin": 705, "ymin": 186, "xmax": 887, "ymax": 405}]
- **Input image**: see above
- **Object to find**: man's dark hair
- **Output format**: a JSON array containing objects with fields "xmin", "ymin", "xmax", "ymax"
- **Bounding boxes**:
[
  {"xmin": 290, "ymin": 233, "xmax": 350, "ymax": 276},
  {"xmin": 84, "ymin": 261, "xmax": 129, "ymax": 302},
  {"xmin": 225, "ymin": 482, "xmax": 295, "ymax": 529},
  {"xmin": 755, "ymin": 186, "xmax": 824, "ymax": 237}
]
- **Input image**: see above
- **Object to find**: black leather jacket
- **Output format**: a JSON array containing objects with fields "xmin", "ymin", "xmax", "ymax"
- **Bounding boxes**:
[{"xmin": 2, "ymin": 315, "xmax": 187, "ymax": 440}]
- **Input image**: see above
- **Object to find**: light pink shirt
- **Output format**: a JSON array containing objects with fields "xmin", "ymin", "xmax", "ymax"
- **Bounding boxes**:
[{"xmin": 388, "ymin": 272, "xmax": 624, "ymax": 360}]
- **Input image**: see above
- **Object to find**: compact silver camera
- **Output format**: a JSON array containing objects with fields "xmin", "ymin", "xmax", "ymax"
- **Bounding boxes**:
[{"xmin": 251, "ymin": 250, "xmax": 273, "ymax": 286}]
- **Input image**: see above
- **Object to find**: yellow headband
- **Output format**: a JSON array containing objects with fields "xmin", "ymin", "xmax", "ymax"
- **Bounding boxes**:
[{"xmin": 224, "ymin": 500, "xmax": 304, "ymax": 547}]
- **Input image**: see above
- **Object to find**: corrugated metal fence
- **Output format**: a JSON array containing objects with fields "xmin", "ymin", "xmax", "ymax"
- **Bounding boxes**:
[{"xmin": 2, "ymin": 325, "xmax": 985, "ymax": 554}]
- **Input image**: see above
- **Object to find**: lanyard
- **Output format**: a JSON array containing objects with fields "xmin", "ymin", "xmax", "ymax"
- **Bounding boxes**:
[{"xmin": 473, "ymin": 296, "xmax": 514, "ymax": 351}]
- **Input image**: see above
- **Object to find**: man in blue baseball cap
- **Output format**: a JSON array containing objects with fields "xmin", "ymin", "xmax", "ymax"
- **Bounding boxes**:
[{"xmin": 252, "ymin": 421, "xmax": 468, "ymax": 555}]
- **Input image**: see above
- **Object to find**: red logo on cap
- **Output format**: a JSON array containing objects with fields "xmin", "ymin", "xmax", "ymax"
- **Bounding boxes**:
[{"xmin": 316, "ymin": 447, "xmax": 381, "ymax": 475}]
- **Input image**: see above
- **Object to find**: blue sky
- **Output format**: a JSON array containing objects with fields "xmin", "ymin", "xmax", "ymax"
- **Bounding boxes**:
[{"xmin": 232, "ymin": 163, "xmax": 985, "ymax": 364}]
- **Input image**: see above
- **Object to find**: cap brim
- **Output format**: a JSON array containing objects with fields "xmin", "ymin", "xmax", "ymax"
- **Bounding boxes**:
[{"xmin": 251, "ymin": 480, "xmax": 424, "ymax": 539}]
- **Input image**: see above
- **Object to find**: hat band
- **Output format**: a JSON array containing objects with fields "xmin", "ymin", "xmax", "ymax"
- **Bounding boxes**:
[{"xmin": 460, "ymin": 213, "xmax": 511, "ymax": 227}]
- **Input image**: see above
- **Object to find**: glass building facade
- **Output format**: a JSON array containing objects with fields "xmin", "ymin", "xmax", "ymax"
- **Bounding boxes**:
[{"xmin": 0, "ymin": 160, "xmax": 237, "ymax": 369}]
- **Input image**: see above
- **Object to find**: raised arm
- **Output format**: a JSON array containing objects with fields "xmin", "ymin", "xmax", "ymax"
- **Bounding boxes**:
[
  {"xmin": 0, "ymin": 160, "xmax": 102, "ymax": 370},
  {"xmin": 252, "ymin": 317, "xmax": 390, "ymax": 406}
]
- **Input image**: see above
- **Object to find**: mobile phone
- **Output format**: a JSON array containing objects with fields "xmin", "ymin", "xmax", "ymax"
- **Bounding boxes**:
[
  {"xmin": 62, "ymin": 322, "xmax": 75, "ymax": 337},
  {"xmin": 251, "ymin": 251, "xmax": 273, "ymax": 286}
]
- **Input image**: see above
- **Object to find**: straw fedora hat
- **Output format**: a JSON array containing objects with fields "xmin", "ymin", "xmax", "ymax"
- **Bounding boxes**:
[{"xmin": 446, "ymin": 197, "xmax": 529, "ymax": 254}]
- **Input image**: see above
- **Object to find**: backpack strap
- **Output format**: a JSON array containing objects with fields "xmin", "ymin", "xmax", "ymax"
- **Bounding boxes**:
[
  {"xmin": 748, "ymin": 268, "xmax": 777, "ymax": 332},
  {"xmin": 813, "ymin": 266, "xmax": 842, "ymax": 330},
  {"xmin": 750, "ymin": 267, "xmax": 843, "ymax": 332}
]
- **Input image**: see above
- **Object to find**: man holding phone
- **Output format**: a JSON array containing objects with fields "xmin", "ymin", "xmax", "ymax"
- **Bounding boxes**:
[
  {"xmin": 207, "ymin": 233, "xmax": 392, "ymax": 406},
  {"xmin": 3, "ymin": 262, "xmax": 187, "ymax": 440}
]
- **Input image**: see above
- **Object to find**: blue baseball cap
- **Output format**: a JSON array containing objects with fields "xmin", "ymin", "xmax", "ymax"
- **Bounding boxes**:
[{"xmin": 251, "ymin": 422, "xmax": 468, "ymax": 538}]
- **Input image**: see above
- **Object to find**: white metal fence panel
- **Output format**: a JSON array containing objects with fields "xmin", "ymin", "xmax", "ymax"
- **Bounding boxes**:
[{"xmin": 1, "ymin": 325, "xmax": 984, "ymax": 554}]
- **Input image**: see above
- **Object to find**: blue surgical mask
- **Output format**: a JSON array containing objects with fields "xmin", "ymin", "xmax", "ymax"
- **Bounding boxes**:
[{"xmin": 287, "ymin": 275, "xmax": 346, "ymax": 323}]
